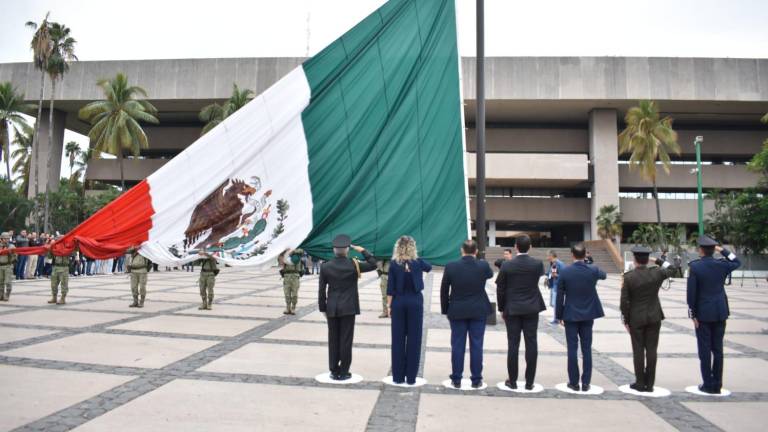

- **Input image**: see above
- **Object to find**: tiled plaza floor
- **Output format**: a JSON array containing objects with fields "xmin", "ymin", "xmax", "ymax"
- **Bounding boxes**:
[{"xmin": 0, "ymin": 266, "xmax": 766, "ymax": 431}]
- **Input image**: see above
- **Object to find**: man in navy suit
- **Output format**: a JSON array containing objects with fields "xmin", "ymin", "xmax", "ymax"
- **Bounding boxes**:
[
  {"xmin": 440, "ymin": 240, "xmax": 494, "ymax": 388},
  {"xmin": 556, "ymin": 243, "xmax": 606, "ymax": 392},
  {"xmin": 496, "ymin": 234, "xmax": 546, "ymax": 390},
  {"xmin": 687, "ymin": 235, "xmax": 741, "ymax": 394}
]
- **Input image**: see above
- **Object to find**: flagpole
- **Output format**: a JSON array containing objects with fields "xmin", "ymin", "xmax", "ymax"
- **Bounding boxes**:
[{"xmin": 475, "ymin": 0, "xmax": 487, "ymax": 258}]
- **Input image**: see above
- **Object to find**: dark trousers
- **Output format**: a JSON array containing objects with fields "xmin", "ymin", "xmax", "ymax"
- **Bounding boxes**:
[
  {"xmin": 35, "ymin": 255, "xmax": 46, "ymax": 277},
  {"xmin": 390, "ymin": 292, "xmax": 423, "ymax": 384},
  {"xmin": 504, "ymin": 313, "xmax": 539, "ymax": 385},
  {"xmin": 696, "ymin": 320, "xmax": 726, "ymax": 391},
  {"xmin": 565, "ymin": 320, "xmax": 594, "ymax": 386},
  {"xmin": 15, "ymin": 255, "xmax": 27, "ymax": 279},
  {"xmin": 327, "ymin": 314, "xmax": 356, "ymax": 375},
  {"xmin": 629, "ymin": 321, "xmax": 661, "ymax": 388},
  {"xmin": 449, "ymin": 317, "xmax": 485, "ymax": 383}
]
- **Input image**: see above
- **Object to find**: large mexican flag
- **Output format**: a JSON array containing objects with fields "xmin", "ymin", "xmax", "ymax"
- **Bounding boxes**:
[{"xmin": 25, "ymin": 0, "xmax": 469, "ymax": 266}]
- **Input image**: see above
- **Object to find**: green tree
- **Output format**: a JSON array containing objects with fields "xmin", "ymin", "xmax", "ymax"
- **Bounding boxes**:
[
  {"xmin": 199, "ymin": 84, "xmax": 254, "ymax": 135},
  {"xmin": 595, "ymin": 204, "xmax": 622, "ymax": 247},
  {"xmin": 41, "ymin": 22, "xmax": 77, "ymax": 232},
  {"xmin": 78, "ymin": 73, "xmax": 159, "ymax": 190},
  {"xmin": 26, "ymin": 13, "xmax": 53, "ymax": 224},
  {"xmin": 64, "ymin": 140, "xmax": 80, "ymax": 179},
  {"xmin": 0, "ymin": 178, "xmax": 33, "ymax": 231},
  {"xmin": 0, "ymin": 82, "xmax": 35, "ymax": 180},
  {"xmin": 618, "ymin": 100, "xmax": 681, "ymax": 237},
  {"xmin": 11, "ymin": 123, "xmax": 34, "ymax": 196}
]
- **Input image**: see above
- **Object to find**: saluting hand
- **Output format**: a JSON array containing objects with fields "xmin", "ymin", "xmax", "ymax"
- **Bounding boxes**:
[{"xmin": 350, "ymin": 245, "xmax": 365, "ymax": 253}]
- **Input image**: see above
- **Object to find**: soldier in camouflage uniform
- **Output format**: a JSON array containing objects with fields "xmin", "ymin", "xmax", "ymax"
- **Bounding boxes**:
[
  {"xmin": 127, "ymin": 247, "xmax": 149, "ymax": 308},
  {"xmin": 0, "ymin": 233, "xmax": 17, "ymax": 301},
  {"xmin": 49, "ymin": 247, "xmax": 71, "ymax": 305},
  {"xmin": 197, "ymin": 251, "xmax": 218, "ymax": 310},
  {"xmin": 278, "ymin": 248, "xmax": 303, "ymax": 315},
  {"xmin": 377, "ymin": 259, "xmax": 390, "ymax": 318}
]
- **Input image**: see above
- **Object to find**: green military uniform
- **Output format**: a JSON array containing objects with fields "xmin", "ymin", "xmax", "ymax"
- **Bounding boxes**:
[
  {"xmin": 0, "ymin": 233, "xmax": 16, "ymax": 301},
  {"xmin": 128, "ymin": 252, "xmax": 149, "ymax": 307},
  {"xmin": 377, "ymin": 260, "xmax": 390, "ymax": 318},
  {"xmin": 280, "ymin": 249, "xmax": 303, "ymax": 315},
  {"xmin": 198, "ymin": 256, "xmax": 218, "ymax": 310},
  {"xmin": 49, "ymin": 253, "xmax": 71, "ymax": 304}
]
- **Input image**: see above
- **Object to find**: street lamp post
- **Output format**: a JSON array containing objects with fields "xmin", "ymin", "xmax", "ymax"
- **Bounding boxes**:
[{"xmin": 695, "ymin": 136, "xmax": 704, "ymax": 236}]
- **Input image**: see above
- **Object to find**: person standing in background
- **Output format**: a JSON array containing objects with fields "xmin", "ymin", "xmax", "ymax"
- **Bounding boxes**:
[
  {"xmin": 377, "ymin": 259, "xmax": 390, "ymax": 318},
  {"xmin": 14, "ymin": 230, "xmax": 28, "ymax": 280},
  {"xmin": 546, "ymin": 250, "xmax": 565, "ymax": 324}
]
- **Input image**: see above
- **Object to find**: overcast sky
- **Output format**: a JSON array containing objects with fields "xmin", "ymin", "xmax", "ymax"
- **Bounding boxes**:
[{"xmin": 1, "ymin": 0, "xmax": 767, "ymax": 179}]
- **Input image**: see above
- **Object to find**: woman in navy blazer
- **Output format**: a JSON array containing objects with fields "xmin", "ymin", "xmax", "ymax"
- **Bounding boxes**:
[{"xmin": 387, "ymin": 236, "xmax": 431, "ymax": 384}]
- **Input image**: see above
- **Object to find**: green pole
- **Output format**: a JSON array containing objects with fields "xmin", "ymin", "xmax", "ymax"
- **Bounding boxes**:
[{"xmin": 695, "ymin": 136, "xmax": 704, "ymax": 236}]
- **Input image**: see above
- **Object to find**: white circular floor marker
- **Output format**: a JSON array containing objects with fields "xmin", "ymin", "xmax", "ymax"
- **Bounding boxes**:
[
  {"xmin": 441, "ymin": 379, "xmax": 487, "ymax": 391},
  {"xmin": 496, "ymin": 381, "xmax": 544, "ymax": 393},
  {"xmin": 315, "ymin": 373, "xmax": 363, "ymax": 384},
  {"xmin": 685, "ymin": 385, "xmax": 731, "ymax": 397},
  {"xmin": 555, "ymin": 383, "xmax": 604, "ymax": 395},
  {"xmin": 618, "ymin": 384, "xmax": 671, "ymax": 398},
  {"xmin": 382, "ymin": 376, "xmax": 427, "ymax": 387}
]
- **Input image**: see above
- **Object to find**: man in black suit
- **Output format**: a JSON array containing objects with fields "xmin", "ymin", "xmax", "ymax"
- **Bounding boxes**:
[
  {"xmin": 496, "ymin": 234, "xmax": 545, "ymax": 390},
  {"xmin": 440, "ymin": 240, "xmax": 494, "ymax": 388},
  {"xmin": 620, "ymin": 245, "xmax": 677, "ymax": 392},
  {"xmin": 318, "ymin": 234, "xmax": 377, "ymax": 381}
]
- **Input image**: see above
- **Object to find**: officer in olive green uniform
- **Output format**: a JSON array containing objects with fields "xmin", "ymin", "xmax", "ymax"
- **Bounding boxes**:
[
  {"xmin": 197, "ymin": 251, "xmax": 218, "ymax": 310},
  {"xmin": 0, "ymin": 233, "xmax": 16, "ymax": 301},
  {"xmin": 377, "ymin": 259, "xmax": 390, "ymax": 318},
  {"xmin": 127, "ymin": 247, "xmax": 149, "ymax": 308},
  {"xmin": 49, "ymin": 249, "xmax": 71, "ymax": 305},
  {"xmin": 278, "ymin": 248, "xmax": 303, "ymax": 315}
]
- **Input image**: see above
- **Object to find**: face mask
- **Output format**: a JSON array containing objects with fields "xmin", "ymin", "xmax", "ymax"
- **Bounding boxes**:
[{"xmin": 291, "ymin": 255, "xmax": 301, "ymax": 264}]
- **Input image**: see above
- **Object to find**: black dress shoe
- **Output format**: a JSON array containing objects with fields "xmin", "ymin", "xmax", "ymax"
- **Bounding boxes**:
[
  {"xmin": 471, "ymin": 381, "xmax": 483, "ymax": 389},
  {"xmin": 698, "ymin": 384, "xmax": 720, "ymax": 394},
  {"xmin": 451, "ymin": 380, "xmax": 461, "ymax": 389},
  {"xmin": 642, "ymin": 386, "xmax": 654, "ymax": 393},
  {"xmin": 525, "ymin": 383, "xmax": 534, "ymax": 391},
  {"xmin": 329, "ymin": 372, "xmax": 339, "ymax": 380},
  {"xmin": 567, "ymin": 383, "xmax": 580, "ymax": 392},
  {"xmin": 629, "ymin": 383, "xmax": 645, "ymax": 392},
  {"xmin": 338, "ymin": 372, "xmax": 352, "ymax": 381},
  {"xmin": 504, "ymin": 380, "xmax": 517, "ymax": 390},
  {"xmin": 581, "ymin": 384, "xmax": 591, "ymax": 392}
]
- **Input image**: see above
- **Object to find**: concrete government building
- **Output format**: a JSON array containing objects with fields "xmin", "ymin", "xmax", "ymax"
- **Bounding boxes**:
[{"xmin": 1, "ymin": 57, "xmax": 767, "ymax": 248}]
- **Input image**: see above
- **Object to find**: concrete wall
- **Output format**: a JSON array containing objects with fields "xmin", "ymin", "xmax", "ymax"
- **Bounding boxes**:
[
  {"xmin": 469, "ymin": 197, "xmax": 590, "ymax": 223},
  {"xmin": 143, "ymin": 126, "xmax": 202, "ymax": 152},
  {"xmin": 619, "ymin": 164, "xmax": 761, "ymax": 189},
  {"xmin": 86, "ymin": 158, "xmax": 168, "ymax": 182},
  {"xmin": 589, "ymin": 109, "xmax": 620, "ymax": 239},
  {"xmin": 460, "ymin": 57, "xmax": 768, "ymax": 101},
  {"xmin": 673, "ymin": 129, "xmax": 765, "ymax": 157},
  {"xmin": 465, "ymin": 127, "xmax": 589, "ymax": 153},
  {"xmin": 466, "ymin": 153, "xmax": 589, "ymax": 187},
  {"xmin": 620, "ymin": 198, "xmax": 716, "ymax": 224}
]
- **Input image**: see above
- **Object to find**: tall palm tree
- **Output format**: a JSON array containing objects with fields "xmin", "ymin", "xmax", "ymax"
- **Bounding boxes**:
[
  {"xmin": 11, "ymin": 123, "xmax": 34, "ymax": 196},
  {"xmin": 26, "ymin": 13, "xmax": 52, "ymax": 210},
  {"xmin": 596, "ymin": 204, "xmax": 622, "ymax": 247},
  {"xmin": 618, "ymin": 100, "xmax": 681, "ymax": 235},
  {"xmin": 64, "ymin": 140, "xmax": 80, "ymax": 178},
  {"xmin": 0, "ymin": 82, "xmax": 35, "ymax": 180},
  {"xmin": 71, "ymin": 146, "xmax": 97, "ymax": 188},
  {"xmin": 199, "ymin": 84, "xmax": 254, "ymax": 135},
  {"xmin": 78, "ymin": 73, "xmax": 159, "ymax": 190},
  {"xmin": 41, "ymin": 22, "xmax": 77, "ymax": 232}
]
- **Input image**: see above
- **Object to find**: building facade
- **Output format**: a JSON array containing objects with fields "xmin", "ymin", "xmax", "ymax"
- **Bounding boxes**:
[{"xmin": 1, "ymin": 56, "xmax": 766, "ymax": 245}]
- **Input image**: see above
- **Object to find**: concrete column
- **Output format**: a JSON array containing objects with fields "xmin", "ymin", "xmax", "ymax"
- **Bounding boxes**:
[
  {"xmin": 588, "ymin": 109, "xmax": 620, "ymax": 241},
  {"xmin": 28, "ymin": 109, "xmax": 66, "ymax": 199},
  {"xmin": 583, "ymin": 223, "xmax": 592, "ymax": 241},
  {"xmin": 488, "ymin": 220, "xmax": 497, "ymax": 247}
]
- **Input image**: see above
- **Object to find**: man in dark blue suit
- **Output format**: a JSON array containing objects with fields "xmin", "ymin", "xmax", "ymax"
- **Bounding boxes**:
[
  {"xmin": 556, "ymin": 243, "xmax": 606, "ymax": 392},
  {"xmin": 440, "ymin": 240, "xmax": 494, "ymax": 388},
  {"xmin": 687, "ymin": 235, "xmax": 741, "ymax": 394}
]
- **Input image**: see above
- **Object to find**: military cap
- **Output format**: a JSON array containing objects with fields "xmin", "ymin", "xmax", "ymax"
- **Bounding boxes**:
[
  {"xmin": 630, "ymin": 245, "xmax": 652, "ymax": 255},
  {"xmin": 698, "ymin": 235, "xmax": 718, "ymax": 247},
  {"xmin": 332, "ymin": 234, "xmax": 351, "ymax": 248}
]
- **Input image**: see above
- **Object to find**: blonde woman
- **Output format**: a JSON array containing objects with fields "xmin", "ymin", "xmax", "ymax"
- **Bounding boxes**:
[{"xmin": 387, "ymin": 236, "xmax": 431, "ymax": 385}]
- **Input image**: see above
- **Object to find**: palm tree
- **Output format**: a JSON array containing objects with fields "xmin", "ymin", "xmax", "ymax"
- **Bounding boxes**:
[
  {"xmin": 41, "ymin": 22, "xmax": 77, "ymax": 232},
  {"xmin": 618, "ymin": 100, "xmax": 681, "ymax": 235},
  {"xmin": 78, "ymin": 73, "xmax": 159, "ymax": 190},
  {"xmin": 0, "ymin": 82, "xmax": 35, "ymax": 180},
  {"xmin": 64, "ymin": 141, "xmax": 80, "ymax": 179},
  {"xmin": 71, "ymin": 146, "xmax": 97, "ymax": 188},
  {"xmin": 199, "ymin": 84, "xmax": 254, "ymax": 135},
  {"xmin": 11, "ymin": 123, "xmax": 34, "ymax": 196},
  {"xmin": 596, "ymin": 204, "xmax": 622, "ymax": 247},
  {"xmin": 26, "ymin": 13, "xmax": 52, "ymax": 210}
]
